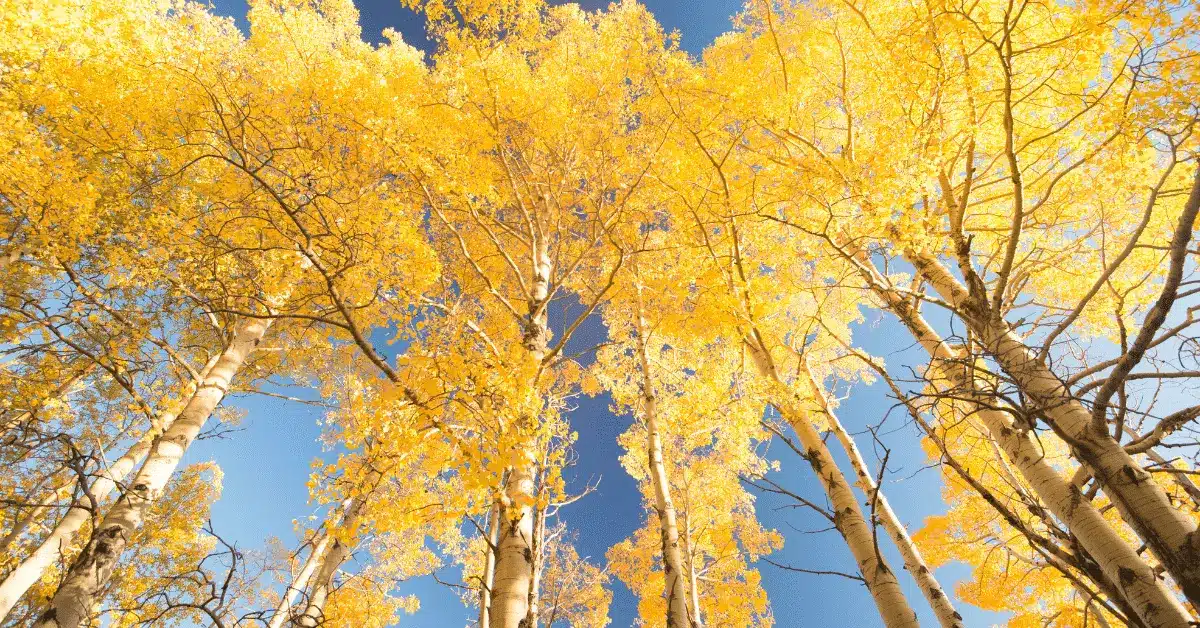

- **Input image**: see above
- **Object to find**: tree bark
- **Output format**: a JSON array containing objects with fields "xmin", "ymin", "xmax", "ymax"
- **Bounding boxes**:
[
  {"xmin": 1121, "ymin": 425, "xmax": 1200, "ymax": 508},
  {"xmin": 492, "ymin": 243, "xmax": 552, "ymax": 628},
  {"xmin": 268, "ymin": 529, "xmax": 331, "ymax": 628},
  {"xmin": 860, "ymin": 266, "xmax": 1193, "ymax": 627},
  {"xmin": 800, "ymin": 365, "xmax": 965, "ymax": 628},
  {"xmin": 633, "ymin": 279, "xmax": 698, "ymax": 628},
  {"xmin": 480, "ymin": 500, "xmax": 500, "ymax": 628},
  {"xmin": 31, "ymin": 317, "xmax": 270, "ymax": 628},
  {"xmin": 0, "ymin": 352, "xmax": 219, "ymax": 621},
  {"xmin": 525, "ymin": 500, "xmax": 546, "ymax": 628},
  {"xmin": 906, "ymin": 248, "xmax": 1200, "ymax": 606},
  {"xmin": 746, "ymin": 340, "xmax": 919, "ymax": 628},
  {"xmin": 491, "ymin": 467, "xmax": 536, "ymax": 628},
  {"xmin": 295, "ymin": 496, "xmax": 364, "ymax": 628}
]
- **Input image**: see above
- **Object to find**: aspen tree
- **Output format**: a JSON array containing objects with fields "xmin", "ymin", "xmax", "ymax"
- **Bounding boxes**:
[
  {"xmin": 711, "ymin": 0, "xmax": 1200, "ymax": 606},
  {"xmin": 33, "ymin": 317, "xmax": 271, "ymax": 628},
  {"xmin": 0, "ymin": 360, "xmax": 218, "ymax": 620},
  {"xmin": 850, "ymin": 258, "xmax": 1193, "ymax": 627},
  {"xmin": 645, "ymin": 52, "xmax": 921, "ymax": 622},
  {"xmin": 630, "ymin": 274, "xmax": 698, "ymax": 628},
  {"xmin": 799, "ymin": 363, "xmax": 965, "ymax": 628},
  {"xmin": 399, "ymin": 3, "xmax": 669, "ymax": 624}
]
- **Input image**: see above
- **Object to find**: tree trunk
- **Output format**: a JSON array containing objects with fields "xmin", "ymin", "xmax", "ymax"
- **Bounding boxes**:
[
  {"xmin": 0, "ymin": 502, "xmax": 44, "ymax": 556},
  {"xmin": 801, "ymin": 365, "xmax": 965, "ymax": 628},
  {"xmin": 492, "ymin": 243, "xmax": 552, "ymax": 628},
  {"xmin": 31, "ymin": 317, "xmax": 270, "ymax": 628},
  {"xmin": 771, "ymin": 385, "xmax": 920, "ymax": 628},
  {"xmin": 1122, "ymin": 425, "xmax": 1200, "ymax": 508},
  {"xmin": 480, "ymin": 500, "xmax": 500, "ymax": 628},
  {"xmin": 491, "ymin": 467, "xmax": 536, "ymax": 628},
  {"xmin": 0, "ymin": 353, "xmax": 219, "ymax": 622},
  {"xmin": 0, "ymin": 398, "xmax": 203, "ymax": 623},
  {"xmin": 269, "ymin": 530, "xmax": 332, "ymax": 628},
  {"xmin": 746, "ymin": 340, "xmax": 919, "ymax": 628},
  {"xmin": 633, "ymin": 279, "xmax": 697, "ymax": 628},
  {"xmin": 861, "ymin": 268, "xmax": 1193, "ymax": 627},
  {"xmin": 294, "ymin": 496, "xmax": 364, "ymax": 628},
  {"xmin": 907, "ymin": 249, "xmax": 1200, "ymax": 606},
  {"xmin": 525, "ymin": 501, "xmax": 546, "ymax": 628},
  {"xmin": 681, "ymin": 510, "xmax": 702, "ymax": 626}
]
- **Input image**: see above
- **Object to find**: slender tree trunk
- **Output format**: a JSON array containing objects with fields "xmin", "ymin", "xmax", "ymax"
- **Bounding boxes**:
[
  {"xmin": 295, "ymin": 495, "xmax": 364, "ymax": 628},
  {"xmin": 633, "ymin": 278, "xmax": 697, "ymax": 628},
  {"xmin": 860, "ymin": 269, "xmax": 1193, "ymax": 628},
  {"xmin": 0, "ymin": 433, "xmax": 158, "ymax": 621},
  {"xmin": 746, "ymin": 340, "xmax": 919, "ymax": 628},
  {"xmin": 32, "ymin": 317, "xmax": 270, "ymax": 628},
  {"xmin": 772, "ymin": 386, "xmax": 920, "ymax": 627},
  {"xmin": 801, "ymin": 365, "xmax": 965, "ymax": 628},
  {"xmin": 269, "ymin": 530, "xmax": 332, "ymax": 628},
  {"xmin": 0, "ymin": 354, "xmax": 218, "ymax": 621},
  {"xmin": 681, "ymin": 510, "xmax": 702, "ymax": 627},
  {"xmin": 0, "ymin": 398, "xmax": 201, "ymax": 622},
  {"xmin": 492, "ymin": 244, "xmax": 552, "ymax": 628},
  {"xmin": 480, "ymin": 500, "xmax": 500, "ymax": 628},
  {"xmin": 525, "ymin": 501, "xmax": 546, "ymax": 628},
  {"xmin": 0, "ymin": 502, "xmax": 44, "ymax": 556},
  {"xmin": 0, "ymin": 470, "xmax": 62, "ymax": 555},
  {"xmin": 906, "ymin": 249, "xmax": 1200, "ymax": 605}
]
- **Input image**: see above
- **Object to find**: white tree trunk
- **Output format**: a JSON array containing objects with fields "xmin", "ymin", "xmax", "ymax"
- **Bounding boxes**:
[
  {"xmin": 1122, "ymin": 425, "xmax": 1200, "ymax": 508},
  {"xmin": 525, "ymin": 502, "xmax": 546, "ymax": 628},
  {"xmin": 490, "ymin": 467, "xmax": 536, "ymax": 628},
  {"xmin": 801, "ymin": 366, "xmax": 965, "ymax": 628},
  {"xmin": 633, "ymin": 281, "xmax": 697, "ymax": 628},
  {"xmin": 863, "ymin": 270, "xmax": 1192, "ymax": 627},
  {"xmin": 745, "ymin": 339, "xmax": 919, "ymax": 628},
  {"xmin": 294, "ymin": 496, "xmax": 364, "ymax": 628},
  {"xmin": 0, "ymin": 423, "xmax": 163, "ymax": 621},
  {"xmin": 31, "ymin": 317, "xmax": 270, "ymax": 628},
  {"xmin": 771, "ymin": 383, "xmax": 920, "ymax": 628},
  {"xmin": 269, "ymin": 530, "xmax": 331, "ymax": 628},
  {"xmin": 479, "ymin": 500, "xmax": 500, "ymax": 628},
  {"xmin": 0, "ymin": 354, "xmax": 218, "ymax": 622},
  {"xmin": 907, "ymin": 251, "xmax": 1200, "ymax": 605},
  {"xmin": 492, "ymin": 243, "xmax": 552, "ymax": 628}
]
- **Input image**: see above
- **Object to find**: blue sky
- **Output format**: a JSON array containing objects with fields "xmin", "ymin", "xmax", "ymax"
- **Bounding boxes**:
[{"xmin": 192, "ymin": 1, "xmax": 1008, "ymax": 626}]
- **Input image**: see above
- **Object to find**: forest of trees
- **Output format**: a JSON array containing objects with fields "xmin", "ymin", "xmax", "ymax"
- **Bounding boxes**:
[{"xmin": 2, "ymin": 0, "xmax": 1199, "ymax": 626}]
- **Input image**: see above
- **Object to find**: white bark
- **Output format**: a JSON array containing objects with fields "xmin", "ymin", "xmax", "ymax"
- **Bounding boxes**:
[
  {"xmin": 492, "ymin": 242, "xmax": 552, "ymax": 628},
  {"xmin": 31, "ymin": 317, "xmax": 270, "ymax": 628},
  {"xmin": 772, "ymin": 385, "xmax": 920, "ymax": 628},
  {"xmin": 0, "ymin": 353, "xmax": 219, "ymax": 622},
  {"xmin": 1122, "ymin": 425, "xmax": 1200, "ymax": 508},
  {"xmin": 633, "ymin": 280, "xmax": 697, "ymax": 628},
  {"xmin": 747, "ymin": 341, "xmax": 919, "ymax": 628},
  {"xmin": 862, "ymin": 269, "xmax": 1192, "ymax": 627},
  {"xmin": 801, "ymin": 365, "xmax": 965, "ymax": 628},
  {"xmin": 491, "ymin": 467, "xmax": 536, "ymax": 628},
  {"xmin": 269, "ymin": 530, "xmax": 331, "ymax": 628},
  {"xmin": 907, "ymin": 250, "xmax": 1200, "ymax": 605},
  {"xmin": 479, "ymin": 501, "xmax": 500, "ymax": 628},
  {"xmin": 525, "ymin": 501, "xmax": 546, "ymax": 628},
  {"xmin": 294, "ymin": 496, "xmax": 364, "ymax": 628}
]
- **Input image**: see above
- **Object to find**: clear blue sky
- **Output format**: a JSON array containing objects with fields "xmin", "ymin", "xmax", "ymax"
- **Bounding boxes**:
[{"xmin": 193, "ymin": 2, "xmax": 1009, "ymax": 625}]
